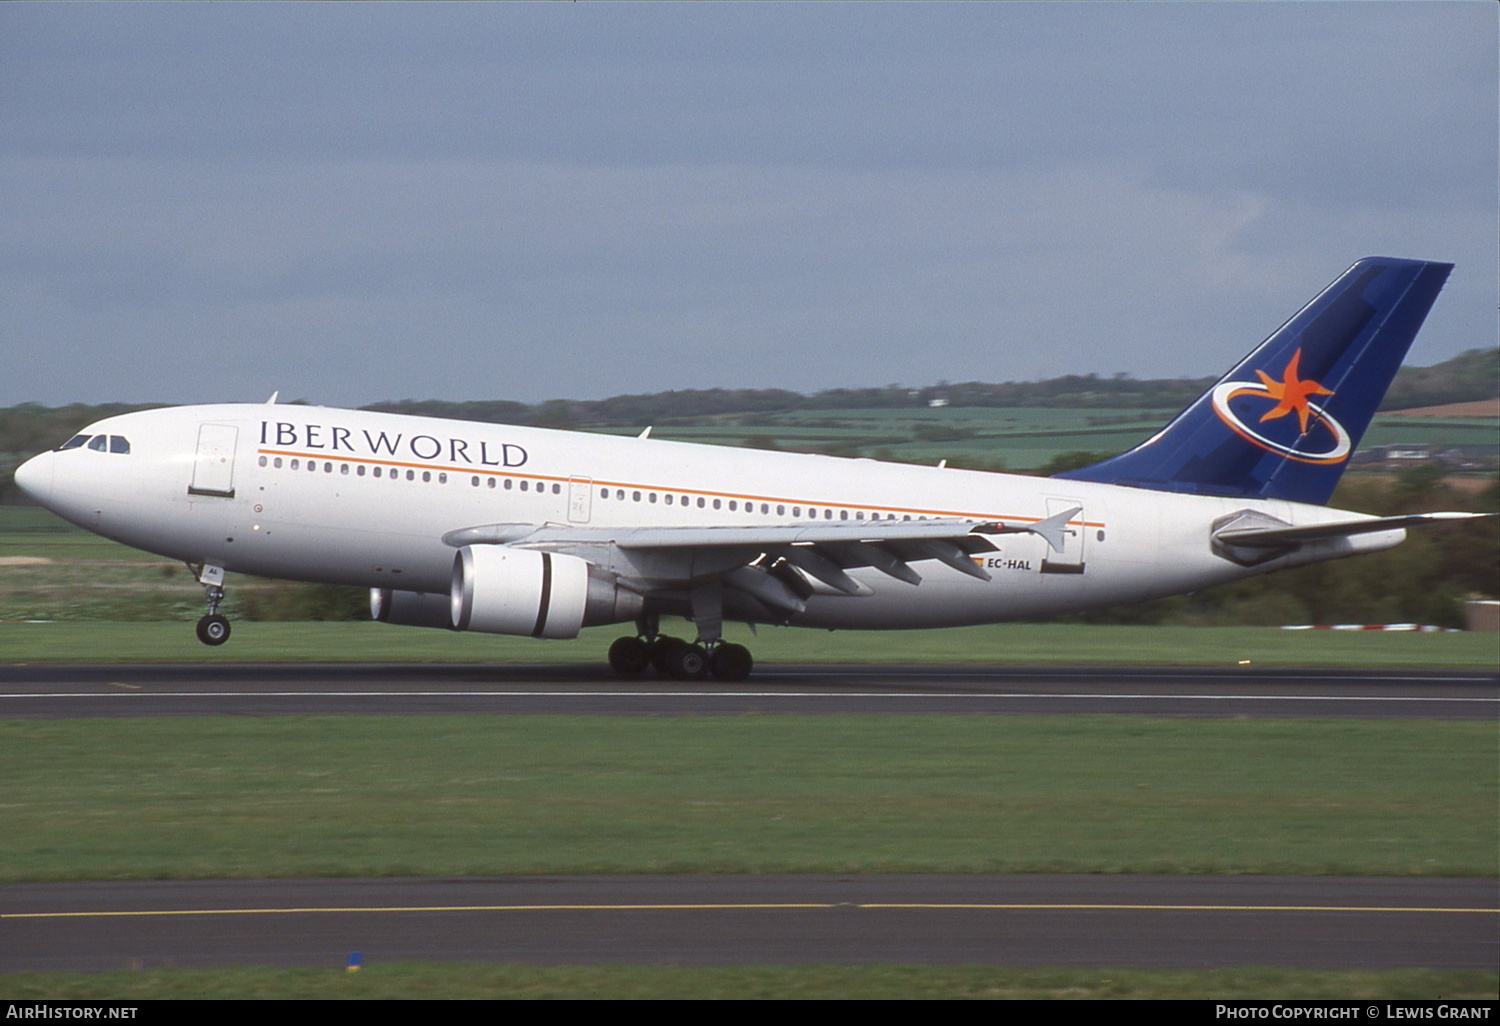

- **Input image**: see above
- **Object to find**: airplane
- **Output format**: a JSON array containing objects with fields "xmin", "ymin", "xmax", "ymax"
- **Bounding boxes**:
[{"xmin": 11, "ymin": 256, "xmax": 1488, "ymax": 680}]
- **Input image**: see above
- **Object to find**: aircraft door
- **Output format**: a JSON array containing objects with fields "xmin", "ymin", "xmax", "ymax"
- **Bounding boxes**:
[
  {"xmin": 189, "ymin": 424, "xmax": 238, "ymax": 499},
  {"xmin": 568, "ymin": 476, "xmax": 592, "ymax": 524},
  {"xmin": 1040, "ymin": 496, "xmax": 1085, "ymax": 574}
]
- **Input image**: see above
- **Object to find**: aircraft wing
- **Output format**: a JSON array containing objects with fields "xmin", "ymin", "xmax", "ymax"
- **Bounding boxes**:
[{"xmin": 442, "ymin": 506, "xmax": 1082, "ymax": 613}]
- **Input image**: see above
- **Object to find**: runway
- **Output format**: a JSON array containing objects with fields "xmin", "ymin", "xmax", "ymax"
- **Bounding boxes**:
[
  {"xmin": 4, "ymin": 875, "xmax": 1495, "ymax": 972},
  {"xmin": 1, "ymin": 663, "xmax": 1495, "ymax": 719},
  {"xmin": 4, "ymin": 662, "xmax": 1494, "ymax": 974}
]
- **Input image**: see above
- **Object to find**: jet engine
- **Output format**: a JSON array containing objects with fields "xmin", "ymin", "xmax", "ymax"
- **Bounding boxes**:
[
  {"xmin": 450, "ymin": 545, "xmax": 642, "ymax": 639},
  {"xmin": 370, "ymin": 587, "xmax": 455, "ymax": 630}
]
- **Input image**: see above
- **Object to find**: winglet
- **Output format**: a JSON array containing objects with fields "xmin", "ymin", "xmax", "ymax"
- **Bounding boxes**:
[
  {"xmin": 985, "ymin": 506, "xmax": 1081, "ymax": 552},
  {"xmin": 1029, "ymin": 506, "xmax": 1082, "ymax": 553}
]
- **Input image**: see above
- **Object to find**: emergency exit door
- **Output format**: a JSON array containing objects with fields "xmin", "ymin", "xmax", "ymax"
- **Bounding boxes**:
[{"xmin": 188, "ymin": 424, "xmax": 238, "ymax": 499}]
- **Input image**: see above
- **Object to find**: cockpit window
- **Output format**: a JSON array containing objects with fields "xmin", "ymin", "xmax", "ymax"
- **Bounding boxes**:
[
  {"xmin": 56, "ymin": 434, "xmax": 90, "ymax": 451},
  {"xmin": 109, "ymin": 436, "xmax": 131, "ymax": 454},
  {"xmin": 87, "ymin": 435, "xmax": 108, "ymax": 452}
]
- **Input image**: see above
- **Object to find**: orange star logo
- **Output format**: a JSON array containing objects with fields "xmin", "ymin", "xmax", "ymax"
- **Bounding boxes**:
[{"xmin": 1254, "ymin": 348, "xmax": 1332, "ymax": 434}]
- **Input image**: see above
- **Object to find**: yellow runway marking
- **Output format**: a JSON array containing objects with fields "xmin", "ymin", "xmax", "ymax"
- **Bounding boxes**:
[{"xmin": 5, "ymin": 902, "xmax": 1495, "ymax": 920}]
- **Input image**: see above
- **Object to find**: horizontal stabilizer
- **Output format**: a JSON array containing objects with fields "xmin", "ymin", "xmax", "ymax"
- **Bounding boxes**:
[{"xmin": 1214, "ymin": 511, "xmax": 1491, "ymax": 549}]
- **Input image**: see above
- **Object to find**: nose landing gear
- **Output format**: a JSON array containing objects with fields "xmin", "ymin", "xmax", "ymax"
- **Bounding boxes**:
[
  {"xmin": 196, "ymin": 613, "xmax": 230, "ymax": 646},
  {"xmin": 191, "ymin": 563, "xmax": 231, "ymax": 646}
]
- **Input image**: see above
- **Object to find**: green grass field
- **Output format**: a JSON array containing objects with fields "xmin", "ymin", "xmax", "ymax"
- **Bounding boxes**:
[
  {"xmin": 3, "ymin": 716, "xmax": 1493, "ymax": 880},
  {"xmin": 3, "ymin": 465, "xmax": 1495, "ymax": 1001}
]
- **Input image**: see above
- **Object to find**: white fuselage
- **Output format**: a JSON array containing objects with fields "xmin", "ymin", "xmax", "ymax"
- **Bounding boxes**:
[{"xmin": 16, "ymin": 403, "xmax": 1402, "ymax": 629}]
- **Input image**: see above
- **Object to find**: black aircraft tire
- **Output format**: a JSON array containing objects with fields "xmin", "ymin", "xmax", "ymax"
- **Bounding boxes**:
[
  {"xmin": 195, "ymin": 614, "xmax": 231, "ymax": 646},
  {"xmin": 649, "ymin": 636, "xmax": 687, "ymax": 674},
  {"xmin": 666, "ymin": 644, "xmax": 709, "ymax": 680},
  {"xmin": 608, "ymin": 636, "xmax": 650, "ymax": 675},
  {"xmin": 711, "ymin": 643, "xmax": 753, "ymax": 682}
]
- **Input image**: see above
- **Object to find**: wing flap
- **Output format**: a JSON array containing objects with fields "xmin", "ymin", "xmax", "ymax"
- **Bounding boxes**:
[{"xmin": 440, "ymin": 512, "xmax": 1105, "ymax": 595}]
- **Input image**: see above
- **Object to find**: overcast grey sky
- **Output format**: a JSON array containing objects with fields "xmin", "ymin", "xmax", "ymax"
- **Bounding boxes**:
[{"xmin": 2, "ymin": 1, "xmax": 1495, "ymax": 408}]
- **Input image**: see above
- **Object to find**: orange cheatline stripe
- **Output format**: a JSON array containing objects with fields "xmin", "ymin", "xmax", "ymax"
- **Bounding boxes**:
[{"xmin": 256, "ymin": 447, "xmax": 1107, "ymax": 528}]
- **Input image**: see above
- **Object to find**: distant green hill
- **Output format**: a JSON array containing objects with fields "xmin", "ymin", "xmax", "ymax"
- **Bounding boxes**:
[
  {"xmin": 3, "ymin": 348, "xmax": 1494, "ymax": 501},
  {"xmin": 361, "ymin": 346, "xmax": 1498, "ymax": 427},
  {"xmin": 1378, "ymin": 348, "xmax": 1499, "ymax": 411}
]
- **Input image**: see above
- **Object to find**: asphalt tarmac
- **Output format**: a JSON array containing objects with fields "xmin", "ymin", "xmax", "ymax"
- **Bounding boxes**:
[
  {"xmin": 1, "ymin": 662, "xmax": 1495, "ymax": 719},
  {"xmin": 4, "ymin": 875, "xmax": 1496, "ymax": 971},
  {"xmin": 3, "ymin": 663, "xmax": 1495, "ymax": 972}
]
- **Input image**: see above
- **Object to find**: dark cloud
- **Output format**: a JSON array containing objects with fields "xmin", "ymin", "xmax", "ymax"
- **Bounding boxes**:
[{"xmin": 1, "ymin": 2, "xmax": 1493, "ymax": 406}]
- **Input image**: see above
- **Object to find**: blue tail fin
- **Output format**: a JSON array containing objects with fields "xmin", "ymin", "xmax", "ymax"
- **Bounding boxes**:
[{"xmin": 1055, "ymin": 257, "xmax": 1453, "ymax": 505}]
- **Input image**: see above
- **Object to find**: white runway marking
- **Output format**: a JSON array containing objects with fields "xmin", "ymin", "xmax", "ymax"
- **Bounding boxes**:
[{"xmin": 2, "ymin": 689, "xmax": 1495, "ymax": 703}]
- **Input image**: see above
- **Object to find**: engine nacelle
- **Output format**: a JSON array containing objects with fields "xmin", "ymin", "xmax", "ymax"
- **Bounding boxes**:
[
  {"xmin": 370, "ymin": 588, "xmax": 455, "ymax": 630},
  {"xmin": 450, "ymin": 545, "xmax": 643, "ymax": 638}
]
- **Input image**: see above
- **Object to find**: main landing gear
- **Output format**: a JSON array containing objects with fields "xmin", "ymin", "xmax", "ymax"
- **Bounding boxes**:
[
  {"xmin": 192, "ymin": 563, "xmax": 231, "ymax": 646},
  {"xmin": 607, "ymin": 635, "xmax": 754, "ymax": 682},
  {"xmin": 608, "ymin": 603, "xmax": 755, "ymax": 681}
]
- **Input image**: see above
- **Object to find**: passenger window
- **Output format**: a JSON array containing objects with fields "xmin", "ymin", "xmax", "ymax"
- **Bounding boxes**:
[
  {"xmin": 552, "ymin": 483, "xmax": 560, "ymax": 495},
  {"xmin": 405, "ymin": 470, "xmax": 414, "ymax": 481},
  {"xmin": 487, "ymin": 478, "xmax": 496, "ymax": 489},
  {"xmin": 56, "ymin": 434, "xmax": 90, "ymax": 451},
  {"xmin": 520, "ymin": 480, "xmax": 529, "ymax": 491},
  {"xmin": 291, "ymin": 459, "xmax": 300, "ymax": 470},
  {"xmin": 273, "ymin": 458, "xmax": 283, "ymax": 469},
  {"xmin": 373, "ymin": 466, "xmax": 382, "ymax": 478},
  {"xmin": 422, "ymin": 471, "xmax": 431, "ymax": 483},
  {"xmin": 712, "ymin": 499, "xmax": 721, "ymax": 510},
  {"xmin": 665, "ymin": 494, "xmax": 673, "ymax": 505},
  {"xmin": 88, "ymin": 435, "xmax": 107, "ymax": 452},
  {"xmin": 109, "ymin": 436, "xmax": 130, "ymax": 454},
  {"xmin": 258, "ymin": 456, "xmax": 268, "ymax": 467}
]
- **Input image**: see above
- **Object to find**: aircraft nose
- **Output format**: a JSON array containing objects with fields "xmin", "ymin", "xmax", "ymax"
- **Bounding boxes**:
[{"xmin": 12, "ymin": 451, "xmax": 53, "ymax": 507}]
